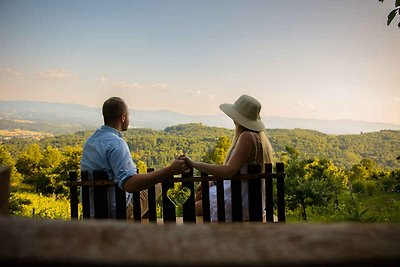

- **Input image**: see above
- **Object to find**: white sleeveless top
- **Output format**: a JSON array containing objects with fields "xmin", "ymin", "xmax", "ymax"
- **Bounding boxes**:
[{"xmin": 209, "ymin": 132, "xmax": 265, "ymax": 222}]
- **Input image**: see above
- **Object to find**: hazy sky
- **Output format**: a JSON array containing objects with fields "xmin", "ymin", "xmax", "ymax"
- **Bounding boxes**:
[{"xmin": 1, "ymin": 0, "xmax": 399, "ymax": 124}]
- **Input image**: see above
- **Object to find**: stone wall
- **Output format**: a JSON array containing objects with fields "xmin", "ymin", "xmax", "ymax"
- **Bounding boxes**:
[
  {"xmin": 1, "ymin": 164, "xmax": 399, "ymax": 266},
  {"xmin": 0, "ymin": 217, "xmax": 399, "ymax": 267}
]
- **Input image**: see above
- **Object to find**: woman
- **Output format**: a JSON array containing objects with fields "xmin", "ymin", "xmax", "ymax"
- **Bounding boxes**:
[{"xmin": 183, "ymin": 94, "xmax": 273, "ymax": 221}]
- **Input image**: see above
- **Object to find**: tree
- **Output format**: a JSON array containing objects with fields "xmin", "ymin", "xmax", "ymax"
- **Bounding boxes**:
[
  {"xmin": 0, "ymin": 145, "xmax": 21, "ymax": 183},
  {"xmin": 40, "ymin": 145, "xmax": 62, "ymax": 170},
  {"xmin": 15, "ymin": 143, "xmax": 42, "ymax": 185},
  {"xmin": 349, "ymin": 163, "xmax": 369, "ymax": 181},
  {"xmin": 379, "ymin": 0, "xmax": 400, "ymax": 28},
  {"xmin": 53, "ymin": 146, "xmax": 82, "ymax": 196},
  {"xmin": 136, "ymin": 159, "xmax": 147, "ymax": 174},
  {"xmin": 202, "ymin": 136, "xmax": 231, "ymax": 164},
  {"xmin": 284, "ymin": 147, "xmax": 347, "ymax": 221}
]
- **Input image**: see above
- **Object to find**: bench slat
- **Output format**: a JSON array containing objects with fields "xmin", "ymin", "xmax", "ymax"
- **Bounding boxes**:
[
  {"xmin": 231, "ymin": 179, "xmax": 242, "ymax": 222},
  {"xmin": 162, "ymin": 179, "xmax": 176, "ymax": 222},
  {"xmin": 265, "ymin": 163, "xmax": 274, "ymax": 222},
  {"xmin": 81, "ymin": 171, "xmax": 90, "ymax": 219},
  {"xmin": 216, "ymin": 180, "xmax": 225, "ymax": 222},
  {"xmin": 276, "ymin": 162, "xmax": 286, "ymax": 222},
  {"xmin": 182, "ymin": 168, "xmax": 196, "ymax": 223},
  {"xmin": 248, "ymin": 163, "xmax": 262, "ymax": 222},
  {"xmin": 93, "ymin": 171, "xmax": 108, "ymax": 219},
  {"xmin": 69, "ymin": 171, "xmax": 78, "ymax": 219},
  {"xmin": 201, "ymin": 172, "xmax": 210, "ymax": 222}
]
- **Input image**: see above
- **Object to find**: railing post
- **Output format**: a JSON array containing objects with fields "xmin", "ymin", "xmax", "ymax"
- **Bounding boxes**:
[
  {"xmin": 201, "ymin": 172, "xmax": 210, "ymax": 222},
  {"xmin": 265, "ymin": 163, "xmax": 274, "ymax": 222},
  {"xmin": 115, "ymin": 184, "xmax": 127, "ymax": 220},
  {"xmin": 182, "ymin": 168, "xmax": 196, "ymax": 223},
  {"xmin": 248, "ymin": 163, "xmax": 262, "ymax": 222},
  {"xmin": 276, "ymin": 162, "xmax": 286, "ymax": 222},
  {"xmin": 231, "ymin": 175, "xmax": 243, "ymax": 222},
  {"xmin": 132, "ymin": 169, "xmax": 142, "ymax": 222},
  {"xmin": 216, "ymin": 180, "xmax": 225, "ymax": 222},
  {"xmin": 93, "ymin": 170, "xmax": 108, "ymax": 219},
  {"xmin": 69, "ymin": 171, "xmax": 78, "ymax": 219},
  {"xmin": 132, "ymin": 191, "xmax": 142, "ymax": 221},
  {"xmin": 162, "ymin": 177, "xmax": 176, "ymax": 222},
  {"xmin": 147, "ymin": 168, "xmax": 157, "ymax": 222},
  {"xmin": 0, "ymin": 165, "xmax": 11, "ymax": 217},
  {"xmin": 81, "ymin": 171, "xmax": 90, "ymax": 219}
]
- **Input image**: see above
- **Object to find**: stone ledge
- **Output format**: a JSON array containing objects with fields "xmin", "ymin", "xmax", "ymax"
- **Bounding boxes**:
[{"xmin": 0, "ymin": 217, "xmax": 399, "ymax": 267}]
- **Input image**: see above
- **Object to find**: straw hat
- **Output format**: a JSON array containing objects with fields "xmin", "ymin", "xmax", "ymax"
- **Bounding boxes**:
[{"xmin": 219, "ymin": 94, "xmax": 265, "ymax": 131}]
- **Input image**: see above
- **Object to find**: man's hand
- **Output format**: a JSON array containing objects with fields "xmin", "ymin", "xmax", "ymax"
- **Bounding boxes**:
[
  {"xmin": 178, "ymin": 155, "xmax": 194, "ymax": 168},
  {"xmin": 169, "ymin": 158, "xmax": 191, "ymax": 175}
]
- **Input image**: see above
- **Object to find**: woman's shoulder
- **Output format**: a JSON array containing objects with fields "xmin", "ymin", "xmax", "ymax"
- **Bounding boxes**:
[
  {"xmin": 239, "ymin": 130, "xmax": 257, "ymax": 138},
  {"xmin": 238, "ymin": 130, "xmax": 257, "ymax": 144}
]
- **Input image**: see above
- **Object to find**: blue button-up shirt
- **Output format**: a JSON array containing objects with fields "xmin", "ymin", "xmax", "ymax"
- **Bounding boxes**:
[{"xmin": 81, "ymin": 125, "xmax": 137, "ymax": 189}]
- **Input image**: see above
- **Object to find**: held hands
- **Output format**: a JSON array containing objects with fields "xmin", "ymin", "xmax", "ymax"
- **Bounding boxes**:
[
  {"xmin": 169, "ymin": 156, "xmax": 191, "ymax": 175},
  {"xmin": 168, "ymin": 154, "xmax": 196, "ymax": 176},
  {"xmin": 177, "ymin": 155, "xmax": 194, "ymax": 168}
]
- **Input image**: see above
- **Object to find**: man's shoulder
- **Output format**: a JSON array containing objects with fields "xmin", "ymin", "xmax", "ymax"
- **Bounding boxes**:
[
  {"xmin": 92, "ymin": 126, "xmax": 123, "ymax": 139},
  {"xmin": 85, "ymin": 128, "xmax": 125, "ymax": 147}
]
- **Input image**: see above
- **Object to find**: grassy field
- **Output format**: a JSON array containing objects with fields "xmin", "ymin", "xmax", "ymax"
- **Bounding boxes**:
[
  {"xmin": 10, "ymin": 183, "xmax": 74, "ymax": 220},
  {"xmin": 0, "ymin": 129, "xmax": 52, "ymax": 137},
  {"xmin": 285, "ymin": 192, "xmax": 400, "ymax": 223}
]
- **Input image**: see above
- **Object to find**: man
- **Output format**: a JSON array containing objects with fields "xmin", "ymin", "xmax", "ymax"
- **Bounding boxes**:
[{"xmin": 81, "ymin": 97, "xmax": 187, "ymax": 217}]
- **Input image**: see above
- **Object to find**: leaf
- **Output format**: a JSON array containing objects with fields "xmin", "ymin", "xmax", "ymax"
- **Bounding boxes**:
[
  {"xmin": 387, "ymin": 8, "xmax": 398, "ymax": 25},
  {"xmin": 359, "ymin": 209, "xmax": 369, "ymax": 217},
  {"xmin": 396, "ymin": 0, "xmax": 400, "ymax": 7}
]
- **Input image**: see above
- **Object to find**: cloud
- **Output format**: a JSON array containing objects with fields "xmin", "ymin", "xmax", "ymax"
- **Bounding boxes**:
[
  {"xmin": 150, "ymin": 83, "xmax": 168, "ymax": 92},
  {"xmin": 4, "ymin": 68, "xmax": 22, "ymax": 76},
  {"xmin": 37, "ymin": 69, "xmax": 72, "ymax": 80},
  {"xmin": 294, "ymin": 100, "xmax": 316, "ymax": 112},
  {"xmin": 112, "ymin": 81, "xmax": 168, "ymax": 92},
  {"xmin": 112, "ymin": 81, "xmax": 141, "ymax": 90},
  {"xmin": 99, "ymin": 76, "xmax": 108, "ymax": 83}
]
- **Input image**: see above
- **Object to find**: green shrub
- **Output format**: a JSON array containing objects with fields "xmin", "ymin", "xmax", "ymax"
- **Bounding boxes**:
[
  {"xmin": 351, "ymin": 180, "xmax": 364, "ymax": 193},
  {"xmin": 380, "ymin": 176, "xmax": 397, "ymax": 192},
  {"xmin": 364, "ymin": 181, "xmax": 378, "ymax": 196},
  {"xmin": 10, "ymin": 192, "xmax": 72, "ymax": 219}
]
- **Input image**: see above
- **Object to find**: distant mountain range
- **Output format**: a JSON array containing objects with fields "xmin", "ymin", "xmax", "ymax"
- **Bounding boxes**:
[{"xmin": 1, "ymin": 100, "xmax": 399, "ymax": 135}]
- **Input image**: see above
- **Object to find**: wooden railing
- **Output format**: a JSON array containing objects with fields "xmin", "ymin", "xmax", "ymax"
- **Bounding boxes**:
[{"xmin": 69, "ymin": 162, "xmax": 286, "ymax": 223}]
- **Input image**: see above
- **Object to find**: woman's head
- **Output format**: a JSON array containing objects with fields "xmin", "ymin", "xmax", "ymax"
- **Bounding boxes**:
[
  {"xmin": 222, "ymin": 95, "xmax": 273, "ymax": 167},
  {"xmin": 220, "ymin": 94, "xmax": 265, "ymax": 132}
]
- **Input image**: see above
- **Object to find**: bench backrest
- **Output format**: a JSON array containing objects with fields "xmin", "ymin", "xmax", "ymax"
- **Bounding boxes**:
[
  {"xmin": 69, "ymin": 170, "xmax": 127, "ymax": 219},
  {"xmin": 69, "ymin": 162, "xmax": 285, "ymax": 223}
]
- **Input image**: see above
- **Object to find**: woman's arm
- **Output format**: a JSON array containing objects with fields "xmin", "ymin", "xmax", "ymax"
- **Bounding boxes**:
[{"xmin": 188, "ymin": 131, "xmax": 254, "ymax": 178}]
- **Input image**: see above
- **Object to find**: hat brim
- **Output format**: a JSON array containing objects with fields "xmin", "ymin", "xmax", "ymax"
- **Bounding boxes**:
[{"xmin": 220, "ymin": 103, "xmax": 265, "ymax": 131}]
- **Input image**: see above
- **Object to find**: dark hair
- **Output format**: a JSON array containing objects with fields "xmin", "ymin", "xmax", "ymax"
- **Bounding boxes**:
[{"xmin": 102, "ymin": 97, "xmax": 127, "ymax": 124}]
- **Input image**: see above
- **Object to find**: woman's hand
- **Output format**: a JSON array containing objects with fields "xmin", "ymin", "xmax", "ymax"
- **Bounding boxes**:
[
  {"xmin": 179, "ymin": 155, "xmax": 194, "ymax": 168},
  {"xmin": 169, "ymin": 158, "xmax": 190, "ymax": 175}
]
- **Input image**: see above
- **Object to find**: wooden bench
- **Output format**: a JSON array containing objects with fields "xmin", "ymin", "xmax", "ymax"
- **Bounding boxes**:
[{"xmin": 69, "ymin": 162, "xmax": 286, "ymax": 223}]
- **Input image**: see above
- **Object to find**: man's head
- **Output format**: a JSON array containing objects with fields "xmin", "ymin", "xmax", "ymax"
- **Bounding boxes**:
[{"xmin": 102, "ymin": 97, "xmax": 130, "ymax": 131}]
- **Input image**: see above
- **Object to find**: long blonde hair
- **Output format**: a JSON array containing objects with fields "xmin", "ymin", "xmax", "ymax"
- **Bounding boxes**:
[{"xmin": 224, "ymin": 123, "xmax": 273, "ymax": 173}]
